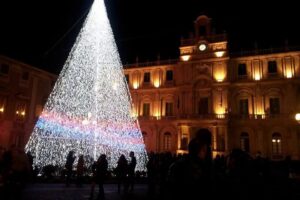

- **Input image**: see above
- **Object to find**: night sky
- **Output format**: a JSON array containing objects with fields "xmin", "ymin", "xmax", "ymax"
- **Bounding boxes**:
[{"xmin": 0, "ymin": 0, "xmax": 299, "ymax": 74}]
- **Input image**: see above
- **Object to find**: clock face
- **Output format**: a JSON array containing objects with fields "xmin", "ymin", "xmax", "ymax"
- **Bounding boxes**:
[{"xmin": 199, "ymin": 44, "xmax": 207, "ymax": 51}]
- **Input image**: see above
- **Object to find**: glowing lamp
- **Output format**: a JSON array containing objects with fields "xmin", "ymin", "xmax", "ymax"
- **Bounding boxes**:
[
  {"xmin": 181, "ymin": 55, "xmax": 191, "ymax": 62},
  {"xmin": 133, "ymin": 82, "xmax": 139, "ymax": 89},
  {"xmin": 215, "ymin": 51, "xmax": 225, "ymax": 58},
  {"xmin": 153, "ymin": 80, "xmax": 160, "ymax": 88},
  {"xmin": 21, "ymin": 111, "xmax": 25, "ymax": 116},
  {"xmin": 0, "ymin": 107, "xmax": 4, "ymax": 112},
  {"xmin": 254, "ymin": 73, "xmax": 261, "ymax": 81}
]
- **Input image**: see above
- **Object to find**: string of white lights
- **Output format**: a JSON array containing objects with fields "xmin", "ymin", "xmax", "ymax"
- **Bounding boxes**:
[{"xmin": 25, "ymin": 0, "xmax": 148, "ymax": 171}]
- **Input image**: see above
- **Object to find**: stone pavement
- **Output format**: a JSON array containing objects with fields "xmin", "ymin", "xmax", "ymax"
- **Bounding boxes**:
[{"xmin": 22, "ymin": 184, "xmax": 148, "ymax": 200}]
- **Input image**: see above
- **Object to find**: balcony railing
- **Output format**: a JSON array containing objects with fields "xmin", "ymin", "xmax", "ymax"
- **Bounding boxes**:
[
  {"xmin": 124, "ymin": 59, "xmax": 178, "ymax": 69},
  {"xmin": 137, "ymin": 113, "xmax": 294, "ymax": 121}
]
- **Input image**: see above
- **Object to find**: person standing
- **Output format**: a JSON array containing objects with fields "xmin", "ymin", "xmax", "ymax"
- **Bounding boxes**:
[
  {"xmin": 65, "ymin": 151, "xmax": 76, "ymax": 187},
  {"xmin": 128, "ymin": 151, "xmax": 136, "ymax": 193}
]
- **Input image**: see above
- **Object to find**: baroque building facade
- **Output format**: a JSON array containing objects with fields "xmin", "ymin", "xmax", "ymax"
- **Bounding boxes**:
[
  {"xmin": 0, "ymin": 55, "xmax": 57, "ymax": 149},
  {"xmin": 124, "ymin": 15, "xmax": 300, "ymax": 160}
]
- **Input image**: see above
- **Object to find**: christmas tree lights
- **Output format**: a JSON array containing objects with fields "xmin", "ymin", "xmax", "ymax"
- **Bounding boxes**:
[{"xmin": 25, "ymin": 0, "xmax": 147, "ymax": 171}]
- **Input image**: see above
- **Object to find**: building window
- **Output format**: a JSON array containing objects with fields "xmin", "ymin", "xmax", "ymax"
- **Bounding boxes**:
[
  {"xmin": 125, "ymin": 74, "xmax": 129, "ymax": 83},
  {"xmin": 269, "ymin": 98, "xmax": 280, "ymax": 115},
  {"xmin": 181, "ymin": 134, "xmax": 188, "ymax": 150},
  {"xmin": 166, "ymin": 70, "xmax": 173, "ymax": 81},
  {"xmin": 240, "ymin": 132, "xmax": 250, "ymax": 152},
  {"xmin": 239, "ymin": 99, "xmax": 249, "ymax": 115},
  {"xmin": 198, "ymin": 97, "xmax": 209, "ymax": 115},
  {"xmin": 164, "ymin": 132, "xmax": 172, "ymax": 151},
  {"xmin": 238, "ymin": 63, "xmax": 247, "ymax": 77},
  {"xmin": 143, "ymin": 103, "xmax": 150, "ymax": 117},
  {"xmin": 165, "ymin": 102, "xmax": 173, "ymax": 116},
  {"xmin": 0, "ymin": 64, "xmax": 9, "ymax": 75},
  {"xmin": 22, "ymin": 71, "xmax": 29, "ymax": 81},
  {"xmin": 272, "ymin": 133, "xmax": 282, "ymax": 155},
  {"xmin": 268, "ymin": 61, "xmax": 277, "ymax": 74},
  {"xmin": 144, "ymin": 72, "xmax": 150, "ymax": 83}
]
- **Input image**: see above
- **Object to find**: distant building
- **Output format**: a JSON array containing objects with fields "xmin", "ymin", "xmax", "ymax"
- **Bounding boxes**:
[
  {"xmin": 0, "ymin": 55, "xmax": 57, "ymax": 149},
  {"xmin": 124, "ymin": 15, "xmax": 300, "ymax": 160}
]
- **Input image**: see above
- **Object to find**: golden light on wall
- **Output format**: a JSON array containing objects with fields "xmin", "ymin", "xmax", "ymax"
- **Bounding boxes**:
[
  {"xmin": 132, "ymin": 81, "xmax": 139, "ymax": 89},
  {"xmin": 214, "ymin": 51, "xmax": 225, "ymax": 58},
  {"xmin": 252, "ymin": 60, "xmax": 262, "ymax": 81},
  {"xmin": 213, "ymin": 63, "xmax": 226, "ymax": 82},
  {"xmin": 215, "ymin": 107, "xmax": 226, "ymax": 119},
  {"xmin": 153, "ymin": 111, "xmax": 161, "ymax": 120},
  {"xmin": 254, "ymin": 73, "xmax": 261, "ymax": 81},
  {"xmin": 181, "ymin": 55, "xmax": 191, "ymax": 62},
  {"xmin": 153, "ymin": 79, "xmax": 160, "ymax": 88},
  {"xmin": 283, "ymin": 57, "xmax": 294, "ymax": 79},
  {"xmin": 214, "ymin": 71, "xmax": 225, "ymax": 82},
  {"xmin": 0, "ymin": 107, "xmax": 4, "ymax": 113}
]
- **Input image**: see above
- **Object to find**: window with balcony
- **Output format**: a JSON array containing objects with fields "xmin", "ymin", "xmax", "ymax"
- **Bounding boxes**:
[
  {"xmin": 239, "ymin": 99, "xmax": 249, "ymax": 115},
  {"xmin": 272, "ymin": 133, "xmax": 282, "ymax": 155},
  {"xmin": 166, "ymin": 70, "xmax": 173, "ymax": 81},
  {"xmin": 238, "ymin": 63, "xmax": 247, "ymax": 77},
  {"xmin": 164, "ymin": 132, "xmax": 172, "ymax": 151},
  {"xmin": 268, "ymin": 61, "xmax": 277, "ymax": 74},
  {"xmin": 269, "ymin": 98, "xmax": 280, "ymax": 115},
  {"xmin": 198, "ymin": 97, "xmax": 209, "ymax": 115},
  {"xmin": 240, "ymin": 132, "xmax": 250, "ymax": 152},
  {"xmin": 165, "ymin": 102, "xmax": 173, "ymax": 116},
  {"xmin": 144, "ymin": 72, "xmax": 150, "ymax": 83},
  {"xmin": 143, "ymin": 103, "xmax": 150, "ymax": 117}
]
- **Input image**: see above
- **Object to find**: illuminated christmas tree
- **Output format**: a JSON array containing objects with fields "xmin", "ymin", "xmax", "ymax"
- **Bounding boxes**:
[{"xmin": 25, "ymin": 0, "xmax": 147, "ymax": 171}]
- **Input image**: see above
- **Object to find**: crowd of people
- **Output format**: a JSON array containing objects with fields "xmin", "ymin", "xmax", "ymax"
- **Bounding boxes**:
[{"xmin": 0, "ymin": 138, "xmax": 298, "ymax": 200}]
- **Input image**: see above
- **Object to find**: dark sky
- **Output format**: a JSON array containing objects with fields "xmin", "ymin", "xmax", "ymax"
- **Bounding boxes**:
[{"xmin": 0, "ymin": 0, "xmax": 299, "ymax": 74}]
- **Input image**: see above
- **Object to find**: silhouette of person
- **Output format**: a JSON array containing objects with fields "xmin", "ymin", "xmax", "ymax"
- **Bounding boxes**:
[
  {"xmin": 167, "ymin": 138, "xmax": 211, "ymax": 200},
  {"xmin": 115, "ymin": 154, "xmax": 128, "ymax": 194},
  {"xmin": 65, "ymin": 151, "xmax": 76, "ymax": 187},
  {"xmin": 90, "ymin": 154, "xmax": 108, "ymax": 200},
  {"xmin": 76, "ymin": 155, "xmax": 85, "ymax": 187},
  {"xmin": 128, "ymin": 151, "xmax": 136, "ymax": 193}
]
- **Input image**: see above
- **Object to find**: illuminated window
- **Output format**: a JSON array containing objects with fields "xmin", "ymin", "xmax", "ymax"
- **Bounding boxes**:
[
  {"xmin": 238, "ymin": 63, "xmax": 247, "ymax": 77},
  {"xmin": 166, "ymin": 70, "xmax": 173, "ymax": 81},
  {"xmin": 144, "ymin": 72, "xmax": 150, "ymax": 83},
  {"xmin": 143, "ymin": 103, "xmax": 150, "ymax": 117},
  {"xmin": 240, "ymin": 132, "xmax": 250, "ymax": 152},
  {"xmin": 164, "ymin": 132, "xmax": 172, "ymax": 151},
  {"xmin": 272, "ymin": 133, "xmax": 282, "ymax": 155},
  {"xmin": 165, "ymin": 102, "xmax": 173, "ymax": 116},
  {"xmin": 268, "ymin": 61, "xmax": 277, "ymax": 74}
]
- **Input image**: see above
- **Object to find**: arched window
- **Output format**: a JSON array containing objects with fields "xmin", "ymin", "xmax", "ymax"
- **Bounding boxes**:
[
  {"xmin": 164, "ymin": 132, "xmax": 172, "ymax": 151},
  {"xmin": 272, "ymin": 133, "xmax": 282, "ymax": 155},
  {"xmin": 240, "ymin": 132, "xmax": 250, "ymax": 152},
  {"xmin": 142, "ymin": 131, "xmax": 147, "ymax": 147}
]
